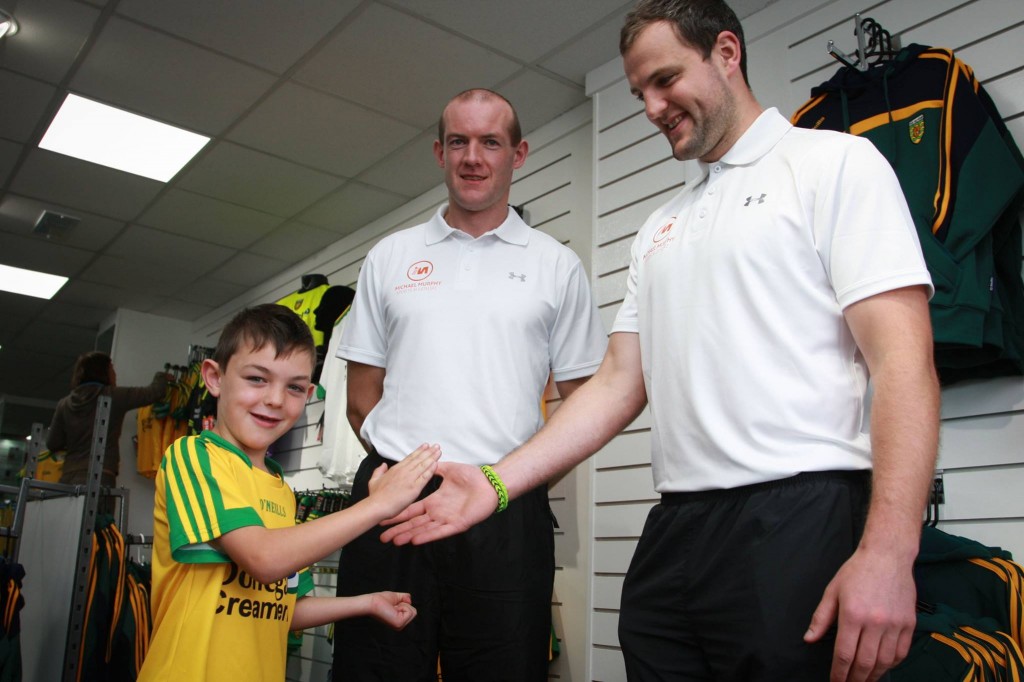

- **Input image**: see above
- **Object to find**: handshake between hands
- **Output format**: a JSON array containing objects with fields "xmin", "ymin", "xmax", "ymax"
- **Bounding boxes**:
[{"xmin": 363, "ymin": 443, "xmax": 503, "ymax": 546}]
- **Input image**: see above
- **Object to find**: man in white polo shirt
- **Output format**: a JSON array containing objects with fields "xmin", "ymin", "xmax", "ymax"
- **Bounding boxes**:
[
  {"xmin": 332, "ymin": 88, "xmax": 606, "ymax": 681},
  {"xmin": 382, "ymin": 2, "xmax": 941, "ymax": 681}
]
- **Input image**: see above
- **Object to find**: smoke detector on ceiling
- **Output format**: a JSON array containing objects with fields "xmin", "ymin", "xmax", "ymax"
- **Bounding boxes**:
[{"xmin": 33, "ymin": 210, "xmax": 81, "ymax": 240}]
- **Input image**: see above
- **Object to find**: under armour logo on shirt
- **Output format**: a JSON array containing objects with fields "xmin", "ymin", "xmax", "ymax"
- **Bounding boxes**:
[
  {"xmin": 509, "ymin": 272, "xmax": 526, "ymax": 282},
  {"xmin": 744, "ymin": 193, "xmax": 767, "ymax": 206}
]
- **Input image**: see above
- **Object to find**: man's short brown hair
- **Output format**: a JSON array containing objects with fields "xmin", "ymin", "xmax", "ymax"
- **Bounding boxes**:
[
  {"xmin": 437, "ymin": 88, "xmax": 523, "ymax": 146},
  {"xmin": 620, "ymin": 0, "xmax": 749, "ymax": 86}
]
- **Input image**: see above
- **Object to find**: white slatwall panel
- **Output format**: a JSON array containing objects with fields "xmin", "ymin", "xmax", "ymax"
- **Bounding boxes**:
[{"xmin": 585, "ymin": 0, "xmax": 1024, "ymax": 678}]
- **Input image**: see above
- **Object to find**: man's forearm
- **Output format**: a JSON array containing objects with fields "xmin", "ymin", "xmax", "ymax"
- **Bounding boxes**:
[
  {"xmin": 859, "ymin": 356, "xmax": 940, "ymax": 559},
  {"xmin": 496, "ymin": 333, "xmax": 647, "ymax": 499}
]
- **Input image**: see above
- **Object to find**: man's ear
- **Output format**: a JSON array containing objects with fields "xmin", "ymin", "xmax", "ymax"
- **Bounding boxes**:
[
  {"xmin": 433, "ymin": 139, "xmax": 445, "ymax": 168},
  {"xmin": 512, "ymin": 139, "xmax": 529, "ymax": 170},
  {"xmin": 715, "ymin": 30, "xmax": 743, "ymax": 78},
  {"xmin": 201, "ymin": 358, "xmax": 223, "ymax": 398}
]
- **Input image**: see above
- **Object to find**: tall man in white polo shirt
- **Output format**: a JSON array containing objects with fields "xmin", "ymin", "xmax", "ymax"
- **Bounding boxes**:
[
  {"xmin": 332, "ymin": 88, "xmax": 607, "ymax": 681},
  {"xmin": 382, "ymin": 2, "xmax": 941, "ymax": 681}
]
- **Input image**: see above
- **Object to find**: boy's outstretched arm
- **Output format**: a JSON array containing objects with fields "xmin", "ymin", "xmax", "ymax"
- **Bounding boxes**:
[
  {"xmin": 213, "ymin": 444, "xmax": 440, "ymax": 585},
  {"xmin": 292, "ymin": 592, "xmax": 417, "ymax": 631}
]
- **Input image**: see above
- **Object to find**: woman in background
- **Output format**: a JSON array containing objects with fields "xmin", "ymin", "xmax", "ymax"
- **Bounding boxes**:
[{"xmin": 47, "ymin": 351, "xmax": 168, "ymax": 487}]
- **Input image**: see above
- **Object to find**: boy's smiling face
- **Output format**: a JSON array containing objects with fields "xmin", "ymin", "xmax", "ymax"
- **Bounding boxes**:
[{"xmin": 201, "ymin": 341, "xmax": 314, "ymax": 466}]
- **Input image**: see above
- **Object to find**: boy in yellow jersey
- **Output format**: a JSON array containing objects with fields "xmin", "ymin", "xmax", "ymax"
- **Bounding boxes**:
[{"xmin": 139, "ymin": 304, "xmax": 440, "ymax": 681}]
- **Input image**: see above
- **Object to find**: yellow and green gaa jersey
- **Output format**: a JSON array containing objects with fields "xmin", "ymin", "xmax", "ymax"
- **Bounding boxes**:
[{"xmin": 139, "ymin": 431, "xmax": 313, "ymax": 681}]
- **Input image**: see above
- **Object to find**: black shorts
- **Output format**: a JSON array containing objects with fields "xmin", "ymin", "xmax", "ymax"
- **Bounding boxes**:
[
  {"xmin": 618, "ymin": 470, "xmax": 874, "ymax": 682},
  {"xmin": 333, "ymin": 450, "xmax": 555, "ymax": 682}
]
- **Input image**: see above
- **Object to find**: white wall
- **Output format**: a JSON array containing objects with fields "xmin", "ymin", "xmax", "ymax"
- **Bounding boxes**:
[
  {"xmin": 107, "ymin": 308, "xmax": 194, "ymax": 537},
  {"xmin": 584, "ymin": 0, "xmax": 1024, "ymax": 679},
  {"xmin": 192, "ymin": 102, "xmax": 599, "ymax": 682}
]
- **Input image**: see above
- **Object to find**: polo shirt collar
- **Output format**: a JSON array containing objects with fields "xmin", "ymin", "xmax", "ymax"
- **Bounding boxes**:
[
  {"xmin": 425, "ymin": 204, "xmax": 531, "ymax": 246},
  {"xmin": 697, "ymin": 107, "xmax": 790, "ymax": 174}
]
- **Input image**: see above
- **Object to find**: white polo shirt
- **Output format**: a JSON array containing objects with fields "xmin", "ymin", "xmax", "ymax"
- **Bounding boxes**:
[
  {"xmin": 340, "ymin": 205, "xmax": 606, "ymax": 465},
  {"xmin": 611, "ymin": 108, "xmax": 933, "ymax": 492}
]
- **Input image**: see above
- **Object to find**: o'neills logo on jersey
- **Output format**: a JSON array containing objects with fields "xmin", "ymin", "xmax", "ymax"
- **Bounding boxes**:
[
  {"xmin": 260, "ymin": 498, "xmax": 288, "ymax": 518},
  {"xmin": 216, "ymin": 564, "xmax": 290, "ymax": 622},
  {"xmin": 396, "ymin": 259, "xmax": 443, "ymax": 294},
  {"xmin": 644, "ymin": 219, "xmax": 677, "ymax": 261}
]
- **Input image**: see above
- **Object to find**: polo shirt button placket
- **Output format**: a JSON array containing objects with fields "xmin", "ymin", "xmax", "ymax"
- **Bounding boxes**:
[{"xmin": 694, "ymin": 165, "xmax": 723, "ymax": 229}]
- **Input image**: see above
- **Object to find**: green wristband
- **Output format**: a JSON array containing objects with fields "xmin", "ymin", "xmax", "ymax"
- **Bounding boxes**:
[{"xmin": 480, "ymin": 465, "xmax": 509, "ymax": 514}]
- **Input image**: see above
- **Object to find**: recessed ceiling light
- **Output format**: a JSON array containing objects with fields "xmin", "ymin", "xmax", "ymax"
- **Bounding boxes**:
[
  {"xmin": 39, "ymin": 94, "xmax": 210, "ymax": 182},
  {"xmin": 0, "ymin": 264, "xmax": 69, "ymax": 299},
  {"xmin": 0, "ymin": 9, "xmax": 17, "ymax": 39}
]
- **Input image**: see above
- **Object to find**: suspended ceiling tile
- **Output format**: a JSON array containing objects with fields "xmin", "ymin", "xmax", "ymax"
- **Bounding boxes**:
[
  {"xmin": 298, "ymin": 182, "xmax": 409, "ymax": 235},
  {"xmin": 0, "ymin": 347, "xmax": 75, "ymax": 401},
  {"xmin": 0, "ymin": 195, "xmax": 124, "ymax": 252},
  {"xmin": 136, "ymin": 188, "xmax": 282, "ymax": 249},
  {"xmin": 0, "ymin": 69, "xmax": 57, "ymax": 143},
  {"xmin": 52, "ymin": 278, "xmax": 161, "ymax": 312},
  {"xmin": 295, "ymin": 3, "xmax": 521, "ymax": 129},
  {"xmin": 10, "ymin": 149, "xmax": 164, "ymax": 222},
  {"xmin": 228, "ymin": 82, "xmax": 421, "ymax": 178},
  {"xmin": 146, "ymin": 297, "xmax": 214, "ymax": 321},
  {"xmin": 70, "ymin": 16, "xmax": 277, "ymax": 135},
  {"xmin": 358, "ymin": 130, "xmax": 442, "ymax": 201},
  {"xmin": 104, "ymin": 225, "xmax": 237, "ymax": 276},
  {"xmin": 389, "ymin": 0, "xmax": 632, "ymax": 64},
  {"xmin": 540, "ymin": 13, "xmax": 629, "ymax": 85},
  {"xmin": 213, "ymin": 251, "xmax": 291, "ymax": 288},
  {"xmin": 498, "ymin": 70, "xmax": 587, "ymax": 137},
  {"xmin": 246, "ymin": 221, "xmax": 341, "ymax": 263},
  {"xmin": 176, "ymin": 141, "xmax": 345, "ymax": 218},
  {"xmin": 37, "ymin": 300, "xmax": 112, "ymax": 329},
  {"xmin": 0, "ymin": 231, "xmax": 96, "ymax": 277},
  {"xmin": 0, "ymin": 291, "xmax": 48, "ymax": 320},
  {"xmin": 0, "ymin": 0, "xmax": 101, "ymax": 84},
  {"xmin": 172, "ymin": 277, "xmax": 249, "ymax": 309},
  {"xmin": 79, "ymin": 254, "xmax": 184, "ymax": 297},
  {"xmin": 0, "ymin": 313, "xmax": 32, "ymax": 345},
  {"xmin": 0, "ymin": 140, "xmax": 19, "ymax": 186},
  {"xmin": 17, "ymin": 319, "xmax": 102, "ymax": 358},
  {"xmin": 116, "ymin": 0, "xmax": 363, "ymax": 74}
]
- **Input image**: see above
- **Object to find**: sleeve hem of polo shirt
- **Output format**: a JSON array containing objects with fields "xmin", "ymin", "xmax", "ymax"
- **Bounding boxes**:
[
  {"xmin": 609, "ymin": 321, "xmax": 640, "ymax": 335},
  {"xmin": 552, "ymin": 360, "xmax": 604, "ymax": 382},
  {"xmin": 336, "ymin": 345, "xmax": 386, "ymax": 368},
  {"xmin": 837, "ymin": 272, "xmax": 935, "ymax": 310}
]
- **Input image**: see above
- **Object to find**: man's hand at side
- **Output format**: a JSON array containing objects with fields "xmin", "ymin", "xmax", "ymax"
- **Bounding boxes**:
[{"xmin": 804, "ymin": 546, "xmax": 917, "ymax": 682}]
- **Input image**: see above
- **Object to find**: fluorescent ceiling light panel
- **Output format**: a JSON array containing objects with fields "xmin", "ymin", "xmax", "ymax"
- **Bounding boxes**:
[
  {"xmin": 39, "ymin": 94, "xmax": 210, "ymax": 182},
  {"xmin": 0, "ymin": 264, "xmax": 69, "ymax": 299}
]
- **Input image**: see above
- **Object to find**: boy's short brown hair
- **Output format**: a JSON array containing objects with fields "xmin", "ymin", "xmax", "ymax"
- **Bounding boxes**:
[{"xmin": 212, "ymin": 303, "xmax": 316, "ymax": 372}]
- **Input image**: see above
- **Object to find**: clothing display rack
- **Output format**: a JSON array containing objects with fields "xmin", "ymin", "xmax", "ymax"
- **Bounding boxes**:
[
  {"xmin": 0, "ymin": 397, "xmax": 133, "ymax": 681},
  {"xmin": 187, "ymin": 344, "xmax": 214, "ymax": 366}
]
